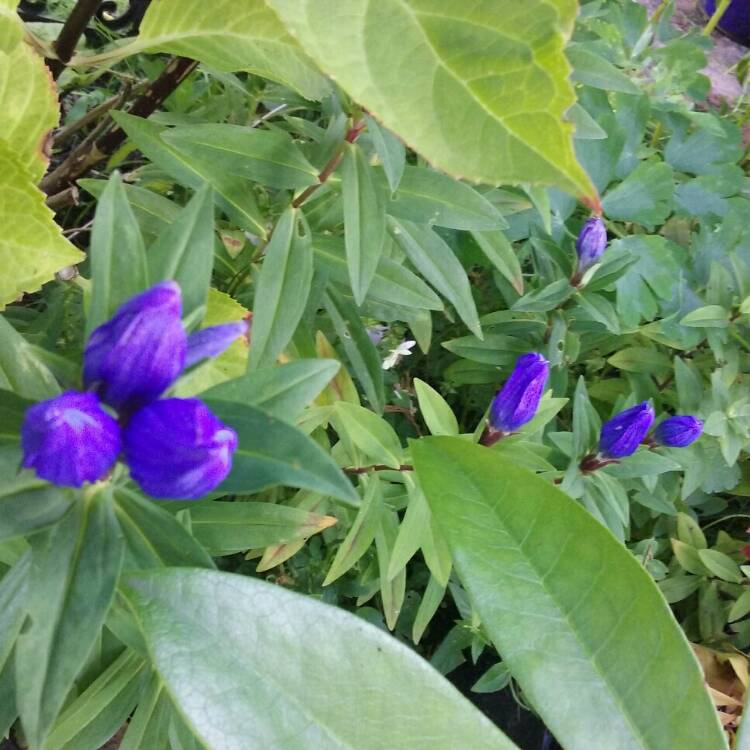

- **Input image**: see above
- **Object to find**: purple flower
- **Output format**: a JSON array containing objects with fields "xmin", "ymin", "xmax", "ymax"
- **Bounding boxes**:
[
  {"xmin": 599, "ymin": 402, "xmax": 655, "ymax": 458},
  {"xmin": 84, "ymin": 281, "xmax": 187, "ymax": 412},
  {"xmin": 655, "ymin": 415, "xmax": 703, "ymax": 448},
  {"xmin": 489, "ymin": 353, "xmax": 549, "ymax": 433},
  {"xmin": 185, "ymin": 321, "xmax": 248, "ymax": 368},
  {"xmin": 21, "ymin": 391, "xmax": 120, "ymax": 487},
  {"xmin": 123, "ymin": 398, "xmax": 237, "ymax": 499},
  {"xmin": 576, "ymin": 217, "xmax": 607, "ymax": 273}
]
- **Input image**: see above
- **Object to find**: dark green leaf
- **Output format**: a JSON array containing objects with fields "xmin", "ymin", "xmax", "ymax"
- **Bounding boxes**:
[
  {"xmin": 0, "ymin": 317, "xmax": 60, "ymax": 400},
  {"xmin": 601, "ymin": 161, "xmax": 674, "ymax": 229}
]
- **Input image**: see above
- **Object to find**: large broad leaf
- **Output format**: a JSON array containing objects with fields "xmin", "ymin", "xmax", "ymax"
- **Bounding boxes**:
[
  {"xmin": 206, "ymin": 400, "xmax": 358, "ymax": 504},
  {"xmin": 412, "ymin": 437, "xmax": 725, "ymax": 750},
  {"xmin": 267, "ymin": 0, "xmax": 596, "ymax": 201},
  {"xmin": 89, "ymin": 0, "xmax": 329, "ymax": 100},
  {"xmin": 0, "ymin": 14, "xmax": 57, "ymax": 182},
  {"xmin": 0, "ymin": 144, "xmax": 83, "ymax": 309},
  {"xmin": 16, "ymin": 488, "xmax": 125, "ymax": 748},
  {"xmin": 123, "ymin": 568, "xmax": 518, "ymax": 750}
]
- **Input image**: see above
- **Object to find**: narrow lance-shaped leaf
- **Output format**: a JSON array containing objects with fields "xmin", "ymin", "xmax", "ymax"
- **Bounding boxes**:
[
  {"xmin": 364, "ymin": 114, "xmax": 405, "ymax": 192},
  {"xmin": 250, "ymin": 208, "xmax": 313, "ymax": 369},
  {"xmin": 412, "ymin": 437, "xmax": 725, "ymax": 750},
  {"xmin": 341, "ymin": 142, "xmax": 387, "ymax": 304},
  {"xmin": 0, "ymin": 315, "xmax": 60, "ymax": 400},
  {"xmin": 267, "ymin": 0, "xmax": 597, "ymax": 201},
  {"xmin": 123, "ymin": 568, "xmax": 518, "ymax": 749},
  {"xmin": 87, "ymin": 172, "xmax": 149, "ymax": 335}
]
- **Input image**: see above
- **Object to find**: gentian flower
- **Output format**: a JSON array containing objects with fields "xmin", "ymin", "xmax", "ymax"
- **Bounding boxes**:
[
  {"xmin": 575, "ymin": 217, "xmax": 607, "ymax": 277},
  {"xmin": 123, "ymin": 398, "xmax": 237, "ymax": 499},
  {"xmin": 599, "ymin": 402, "xmax": 655, "ymax": 459},
  {"xmin": 21, "ymin": 282, "xmax": 246, "ymax": 499},
  {"xmin": 654, "ymin": 415, "xmax": 703, "ymax": 448},
  {"xmin": 21, "ymin": 391, "xmax": 120, "ymax": 487},
  {"xmin": 488, "ymin": 353, "xmax": 549, "ymax": 435}
]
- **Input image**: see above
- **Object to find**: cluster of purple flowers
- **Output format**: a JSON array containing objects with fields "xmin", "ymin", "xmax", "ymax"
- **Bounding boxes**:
[
  {"xmin": 486, "ymin": 353, "xmax": 703, "ymax": 464},
  {"xmin": 21, "ymin": 282, "xmax": 246, "ymax": 499}
]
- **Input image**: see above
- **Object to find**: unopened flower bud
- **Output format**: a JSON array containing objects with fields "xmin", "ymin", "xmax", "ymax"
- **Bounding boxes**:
[
  {"xmin": 599, "ymin": 402, "xmax": 655, "ymax": 459},
  {"xmin": 489, "ymin": 353, "xmax": 549, "ymax": 433},
  {"xmin": 654, "ymin": 415, "xmax": 703, "ymax": 448},
  {"xmin": 576, "ymin": 217, "xmax": 607, "ymax": 274}
]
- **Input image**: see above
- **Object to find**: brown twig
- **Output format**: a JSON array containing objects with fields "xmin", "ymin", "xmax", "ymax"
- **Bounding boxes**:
[
  {"xmin": 42, "ymin": 56, "xmax": 198, "ymax": 199},
  {"xmin": 292, "ymin": 119, "xmax": 366, "ymax": 208},
  {"xmin": 343, "ymin": 464, "xmax": 414, "ymax": 476},
  {"xmin": 46, "ymin": 186, "xmax": 79, "ymax": 212},
  {"xmin": 47, "ymin": 0, "xmax": 103, "ymax": 79}
]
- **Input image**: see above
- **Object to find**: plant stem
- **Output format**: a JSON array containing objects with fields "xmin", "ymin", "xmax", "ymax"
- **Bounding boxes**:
[
  {"xmin": 42, "ymin": 56, "xmax": 198, "ymax": 199},
  {"xmin": 703, "ymin": 0, "xmax": 731, "ymax": 36},
  {"xmin": 46, "ymin": 0, "xmax": 102, "ymax": 79}
]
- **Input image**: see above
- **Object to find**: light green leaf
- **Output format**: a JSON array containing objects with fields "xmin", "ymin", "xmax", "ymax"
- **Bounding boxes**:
[
  {"xmin": 267, "ymin": 0, "xmax": 596, "ymax": 199},
  {"xmin": 414, "ymin": 378, "xmax": 458, "ymax": 436},
  {"xmin": 471, "ymin": 230, "xmax": 523, "ymax": 295},
  {"xmin": 388, "ymin": 166, "xmax": 505, "ymax": 230},
  {"xmin": 0, "ymin": 17, "xmax": 58, "ymax": 182},
  {"xmin": 376, "ymin": 509, "xmax": 406, "ymax": 630},
  {"xmin": 567, "ymin": 46, "xmax": 640, "ymax": 94},
  {"xmin": 342, "ymin": 143, "xmax": 386, "ymax": 304},
  {"xmin": 147, "ymin": 183, "xmax": 215, "ymax": 318},
  {"xmin": 0, "ymin": 316, "xmax": 60, "ymax": 400},
  {"xmin": 90, "ymin": 0, "xmax": 329, "ymax": 100},
  {"xmin": 697, "ymin": 549, "xmax": 743, "ymax": 584},
  {"xmin": 0, "ymin": 144, "xmax": 83, "ymax": 309},
  {"xmin": 442, "ymin": 333, "xmax": 528, "ymax": 366},
  {"xmin": 164, "ymin": 124, "xmax": 319, "ymax": 189},
  {"xmin": 206, "ymin": 401, "xmax": 357, "ymax": 504},
  {"xmin": 184, "ymin": 500, "xmax": 337, "ymax": 556},
  {"xmin": 124, "ymin": 568, "xmax": 517, "ymax": 749},
  {"xmin": 680, "ymin": 305, "xmax": 730, "ymax": 329},
  {"xmin": 203, "ymin": 359, "xmax": 339, "ymax": 420},
  {"xmin": 676, "ymin": 512, "xmax": 707, "ymax": 549},
  {"xmin": 413, "ymin": 437, "xmax": 725, "ymax": 750},
  {"xmin": 16, "ymin": 488, "xmax": 124, "ymax": 748},
  {"xmin": 365, "ymin": 115, "xmax": 405, "ymax": 192},
  {"xmin": 87, "ymin": 172, "xmax": 148, "ymax": 336},
  {"xmin": 250, "ymin": 208, "xmax": 313, "ymax": 369},
  {"xmin": 412, "ymin": 574, "xmax": 447, "ymax": 644},
  {"xmin": 335, "ymin": 402, "xmax": 402, "ymax": 468},
  {"xmin": 601, "ymin": 160, "xmax": 674, "ymax": 229},
  {"xmin": 112, "ymin": 112, "xmax": 266, "ymax": 237},
  {"xmin": 390, "ymin": 218, "xmax": 481, "ymax": 338}
]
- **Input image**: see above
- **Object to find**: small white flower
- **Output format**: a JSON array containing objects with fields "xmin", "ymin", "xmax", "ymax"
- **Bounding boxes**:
[{"xmin": 382, "ymin": 340, "xmax": 416, "ymax": 370}]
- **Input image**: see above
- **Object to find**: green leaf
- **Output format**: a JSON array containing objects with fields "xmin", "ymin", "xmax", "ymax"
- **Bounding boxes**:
[
  {"xmin": 123, "ymin": 568, "xmax": 517, "ymax": 749},
  {"xmin": 114, "ymin": 488, "xmax": 214, "ymax": 569},
  {"xmin": 471, "ymin": 663, "xmax": 511, "ymax": 694},
  {"xmin": 511, "ymin": 277, "xmax": 574, "ymax": 313},
  {"xmin": 324, "ymin": 287, "xmax": 385, "ymax": 413},
  {"xmin": 112, "ymin": 112, "xmax": 266, "ymax": 237},
  {"xmin": 375, "ymin": 509, "xmax": 406, "ymax": 630},
  {"xmin": 412, "ymin": 574, "xmax": 447, "ymax": 644},
  {"xmin": 364, "ymin": 115, "xmax": 405, "ymax": 192},
  {"xmin": 41, "ymin": 650, "xmax": 147, "ymax": 750},
  {"xmin": 412, "ymin": 437, "xmax": 725, "ymax": 750},
  {"xmin": 119, "ymin": 677, "xmax": 171, "ymax": 750},
  {"xmin": 324, "ymin": 478, "xmax": 383, "ymax": 585},
  {"xmin": 676, "ymin": 512, "xmax": 707, "ymax": 549},
  {"xmin": 671, "ymin": 539, "xmax": 709, "ymax": 576},
  {"xmin": 0, "ymin": 390, "xmax": 28, "ymax": 446},
  {"xmin": 203, "ymin": 359, "xmax": 339, "ymax": 420},
  {"xmin": 250, "ymin": 208, "xmax": 313, "ymax": 369},
  {"xmin": 567, "ymin": 46, "xmax": 641, "ymax": 94},
  {"xmin": 601, "ymin": 160, "xmax": 674, "ymax": 229},
  {"xmin": 680, "ymin": 305, "xmax": 730, "ymax": 329},
  {"xmin": 607, "ymin": 346, "xmax": 671, "ymax": 375},
  {"xmin": 390, "ymin": 218, "xmax": 481, "ymax": 338},
  {"xmin": 103, "ymin": 0, "xmax": 329, "ymax": 99},
  {"xmin": 267, "ymin": 0, "xmax": 596, "ymax": 199},
  {"xmin": 387, "ymin": 166, "xmax": 504, "ymax": 230},
  {"xmin": 313, "ymin": 236, "xmax": 442, "ymax": 310},
  {"xmin": 0, "ymin": 551, "xmax": 30, "ymax": 672},
  {"xmin": 164, "ymin": 124, "xmax": 319, "ymax": 189},
  {"xmin": 147, "ymin": 183, "xmax": 215, "ymax": 319},
  {"xmin": 206, "ymin": 401, "xmax": 357, "ymax": 504},
  {"xmin": 0, "ymin": 144, "xmax": 83, "ymax": 309},
  {"xmin": 342, "ymin": 143, "xmax": 386, "ymax": 304},
  {"xmin": 471, "ymin": 230, "xmax": 523, "ymax": 295},
  {"xmin": 87, "ymin": 172, "xmax": 148, "ymax": 336},
  {"xmin": 335, "ymin": 402, "xmax": 402, "ymax": 468},
  {"xmin": 442, "ymin": 333, "xmax": 527, "ymax": 366},
  {"xmin": 0, "ymin": 12, "xmax": 58, "ymax": 182},
  {"xmin": 0, "ymin": 316, "xmax": 60, "ymax": 400},
  {"xmin": 414, "ymin": 378, "xmax": 459, "ymax": 436},
  {"xmin": 184, "ymin": 500, "xmax": 337, "ymax": 556},
  {"xmin": 16, "ymin": 488, "xmax": 125, "ymax": 747},
  {"xmin": 697, "ymin": 549, "xmax": 743, "ymax": 584}
]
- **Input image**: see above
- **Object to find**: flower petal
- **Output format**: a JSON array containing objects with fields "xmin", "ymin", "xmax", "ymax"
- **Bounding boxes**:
[
  {"xmin": 184, "ymin": 321, "xmax": 248, "ymax": 369},
  {"xmin": 123, "ymin": 398, "xmax": 237, "ymax": 500},
  {"xmin": 21, "ymin": 391, "xmax": 121, "ymax": 487}
]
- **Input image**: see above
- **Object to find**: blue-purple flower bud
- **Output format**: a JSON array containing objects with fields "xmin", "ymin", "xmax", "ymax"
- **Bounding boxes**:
[
  {"xmin": 599, "ymin": 402, "xmax": 655, "ymax": 459},
  {"xmin": 84, "ymin": 281, "xmax": 187, "ymax": 413},
  {"xmin": 655, "ymin": 415, "xmax": 703, "ymax": 448},
  {"xmin": 185, "ymin": 321, "xmax": 248, "ymax": 369},
  {"xmin": 123, "ymin": 398, "xmax": 237, "ymax": 499},
  {"xmin": 21, "ymin": 391, "xmax": 120, "ymax": 487},
  {"xmin": 489, "ymin": 353, "xmax": 549, "ymax": 433},
  {"xmin": 576, "ymin": 217, "xmax": 607, "ymax": 273}
]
